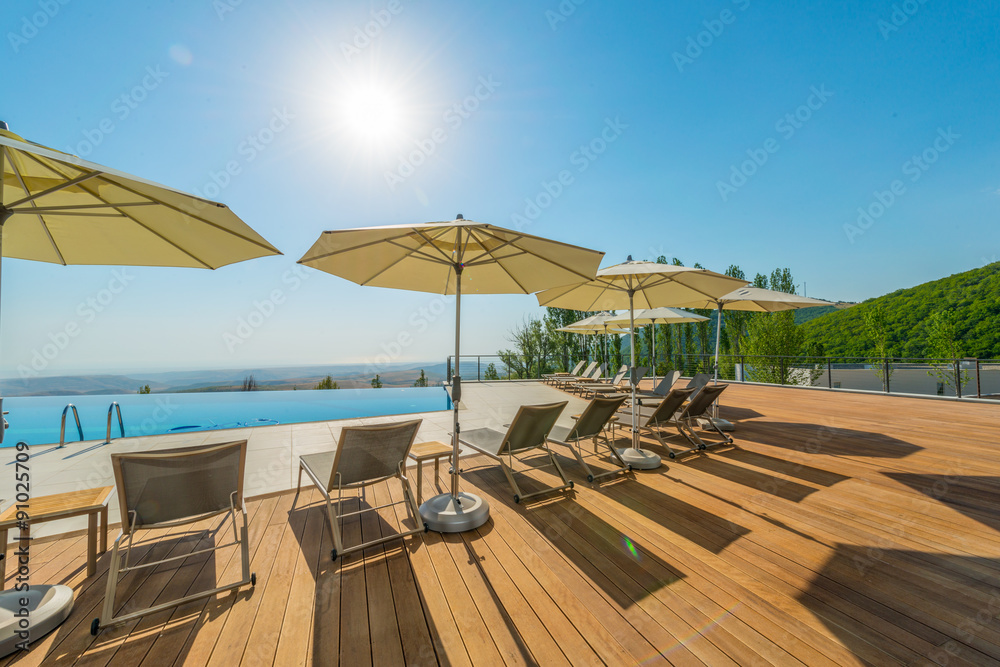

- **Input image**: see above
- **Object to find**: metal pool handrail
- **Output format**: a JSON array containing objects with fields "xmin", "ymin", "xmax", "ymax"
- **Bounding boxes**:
[
  {"xmin": 60, "ymin": 404, "xmax": 85, "ymax": 447},
  {"xmin": 106, "ymin": 402, "xmax": 125, "ymax": 443}
]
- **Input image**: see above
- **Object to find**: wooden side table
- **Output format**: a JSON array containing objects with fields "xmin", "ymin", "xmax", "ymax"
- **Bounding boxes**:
[
  {"xmin": 0, "ymin": 486, "xmax": 114, "ymax": 589},
  {"xmin": 408, "ymin": 441, "xmax": 453, "ymax": 505}
]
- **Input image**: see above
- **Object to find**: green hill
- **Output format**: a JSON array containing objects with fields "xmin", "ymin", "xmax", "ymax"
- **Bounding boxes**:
[
  {"xmin": 793, "ymin": 304, "xmax": 853, "ymax": 325},
  {"xmin": 801, "ymin": 262, "xmax": 1000, "ymax": 359}
]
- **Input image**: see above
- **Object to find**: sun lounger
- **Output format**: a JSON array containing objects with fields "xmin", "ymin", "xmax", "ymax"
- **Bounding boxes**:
[
  {"xmin": 552, "ymin": 362, "xmax": 599, "ymax": 388},
  {"xmin": 460, "ymin": 402, "xmax": 572, "ymax": 503},
  {"xmin": 556, "ymin": 363, "xmax": 605, "ymax": 390},
  {"xmin": 93, "ymin": 440, "xmax": 255, "ymax": 635},
  {"xmin": 297, "ymin": 419, "xmax": 424, "ymax": 560},
  {"xmin": 575, "ymin": 366, "xmax": 628, "ymax": 397},
  {"xmin": 548, "ymin": 394, "xmax": 630, "ymax": 482},
  {"xmin": 543, "ymin": 360, "xmax": 585, "ymax": 384},
  {"xmin": 674, "ymin": 384, "xmax": 735, "ymax": 452}
]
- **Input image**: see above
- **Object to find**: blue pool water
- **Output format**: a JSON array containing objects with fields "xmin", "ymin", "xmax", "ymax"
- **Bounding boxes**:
[{"xmin": 2, "ymin": 387, "xmax": 452, "ymax": 446}]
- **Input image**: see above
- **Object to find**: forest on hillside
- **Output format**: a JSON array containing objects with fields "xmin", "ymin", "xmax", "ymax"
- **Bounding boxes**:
[{"xmin": 801, "ymin": 262, "xmax": 1000, "ymax": 359}]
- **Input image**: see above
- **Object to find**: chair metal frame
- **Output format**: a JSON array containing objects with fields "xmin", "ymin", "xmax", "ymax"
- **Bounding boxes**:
[
  {"xmin": 549, "ymin": 394, "xmax": 630, "ymax": 482},
  {"xmin": 296, "ymin": 419, "xmax": 425, "ymax": 561},
  {"xmin": 93, "ymin": 440, "xmax": 254, "ymax": 635}
]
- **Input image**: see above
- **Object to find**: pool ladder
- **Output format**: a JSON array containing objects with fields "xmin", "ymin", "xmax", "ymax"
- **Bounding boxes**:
[
  {"xmin": 106, "ymin": 402, "xmax": 124, "ymax": 443},
  {"xmin": 59, "ymin": 404, "xmax": 84, "ymax": 447}
]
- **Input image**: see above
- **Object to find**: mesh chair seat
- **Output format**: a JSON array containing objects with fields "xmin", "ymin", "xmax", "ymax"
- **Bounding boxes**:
[
  {"xmin": 458, "ymin": 428, "xmax": 506, "ymax": 457},
  {"xmin": 548, "ymin": 394, "xmax": 629, "ymax": 483},
  {"xmin": 299, "ymin": 451, "xmax": 337, "ymax": 489}
]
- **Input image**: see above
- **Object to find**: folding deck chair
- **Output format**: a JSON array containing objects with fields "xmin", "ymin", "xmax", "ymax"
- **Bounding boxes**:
[
  {"xmin": 617, "ymin": 387, "xmax": 698, "ymax": 459},
  {"xmin": 460, "ymin": 402, "xmax": 572, "ymax": 504},
  {"xmin": 548, "ymin": 394, "xmax": 630, "ymax": 482},
  {"xmin": 674, "ymin": 384, "xmax": 735, "ymax": 452},
  {"xmin": 552, "ymin": 362, "xmax": 599, "ymax": 389},
  {"xmin": 635, "ymin": 370, "xmax": 681, "ymax": 402},
  {"xmin": 543, "ymin": 360, "xmax": 585, "ymax": 384},
  {"xmin": 297, "ymin": 419, "xmax": 424, "ymax": 560},
  {"xmin": 575, "ymin": 366, "xmax": 628, "ymax": 397},
  {"xmin": 93, "ymin": 440, "xmax": 255, "ymax": 635}
]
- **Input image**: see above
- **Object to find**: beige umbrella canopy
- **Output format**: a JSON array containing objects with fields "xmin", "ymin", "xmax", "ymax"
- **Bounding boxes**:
[
  {"xmin": 0, "ymin": 128, "xmax": 280, "ymax": 267},
  {"xmin": 300, "ymin": 215, "xmax": 603, "ymax": 532},
  {"xmin": 0, "ymin": 124, "xmax": 281, "ymax": 443},
  {"xmin": 606, "ymin": 307, "xmax": 709, "ymax": 384},
  {"xmin": 537, "ymin": 258, "xmax": 748, "ymax": 469}
]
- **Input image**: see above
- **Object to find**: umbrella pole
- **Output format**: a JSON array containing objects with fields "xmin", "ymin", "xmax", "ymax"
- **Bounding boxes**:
[
  {"xmin": 710, "ymin": 302, "xmax": 735, "ymax": 431},
  {"xmin": 652, "ymin": 322, "xmax": 657, "ymax": 385},
  {"xmin": 418, "ymin": 246, "xmax": 490, "ymax": 533},
  {"xmin": 615, "ymin": 289, "xmax": 661, "ymax": 469},
  {"xmin": 0, "ymin": 212, "xmax": 7, "ymax": 445}
]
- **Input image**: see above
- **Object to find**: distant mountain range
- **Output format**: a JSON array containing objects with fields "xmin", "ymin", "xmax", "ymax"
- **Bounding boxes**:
[
  {"xmin": 0, "ymin": 362, "xmax": 448, "ymax": 397},
  {"xmin": 801, "ymin": 262, "xmax": 1000, "ymax": 358}
]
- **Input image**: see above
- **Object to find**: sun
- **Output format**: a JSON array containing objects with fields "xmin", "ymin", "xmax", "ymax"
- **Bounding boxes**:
[{"xmin": 338, "ymin": 83, "xmax": 406, "ymax": 149}]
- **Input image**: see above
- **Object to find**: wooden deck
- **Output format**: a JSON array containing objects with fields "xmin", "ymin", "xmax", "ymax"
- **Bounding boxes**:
[{"xmin": 6, "ymin": 383, "xmax": 1000, "ymax": 666}]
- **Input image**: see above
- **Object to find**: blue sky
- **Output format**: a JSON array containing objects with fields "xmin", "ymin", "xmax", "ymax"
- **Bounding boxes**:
[{"xmin": 2, "ymin": 0, "xmax": 999, "ymax": 377}]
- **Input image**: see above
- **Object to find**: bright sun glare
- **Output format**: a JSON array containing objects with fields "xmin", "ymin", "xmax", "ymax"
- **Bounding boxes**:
[{"xmin": 339, "ymin": 84, "xmax": 405, "ymax": 149}]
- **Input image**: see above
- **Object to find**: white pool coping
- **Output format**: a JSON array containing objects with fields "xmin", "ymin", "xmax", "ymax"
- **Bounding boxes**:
[{"xmin": 0, "ymin": 382, "xmax": 590, "ymax": 542}]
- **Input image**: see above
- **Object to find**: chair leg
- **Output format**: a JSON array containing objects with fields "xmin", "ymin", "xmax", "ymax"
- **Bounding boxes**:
[
  {"xmin": 239, "ymin": 503, "xmax": 251, "ymax": 584},
  {"xmin": 296, "ymin": 464, "xmax": 304, "ymax": 494},
  {"xmin": 101, "ymin": 534, "xmax": 125, "ymax": 625},
  {"xmin": 323, "ymin": 493, "xmax": 344, "ymax": 558},
  {"xmin": 400, "ymin": 473, "xmax": 424, "ymax": 529}
]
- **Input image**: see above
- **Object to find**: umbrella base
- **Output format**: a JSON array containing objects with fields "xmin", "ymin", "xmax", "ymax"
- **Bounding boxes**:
[
  {"xmin": 420, "ymin": 492, "xmax": 490, "ymax": 533},
  {"xmin": 708, "ymin": 417, "xmax": 735, "ymax": 432},
  {"xmin": 616, "ymin": 447, "xmax": 661, "ymax": 470}
]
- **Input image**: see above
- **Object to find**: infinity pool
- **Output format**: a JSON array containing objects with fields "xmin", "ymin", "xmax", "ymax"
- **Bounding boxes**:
[{"xmin": 1, "ymin": 387, "xmax": 452, "ymax": 446}]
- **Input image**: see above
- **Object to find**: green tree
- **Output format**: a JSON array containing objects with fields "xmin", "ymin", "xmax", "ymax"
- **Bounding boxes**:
[
  {"xmin": 498, "ymin": 316, "xmax": 556, "ymax": 378},
  {"xmin": 413, "ymin": 369, "xmax": 428, "ymax": 387},
  {"xmin": 315, "ymin": 375, "xmax": 339, "ymax": 390},
  {"xmin": 371, "ymin": 375, "xmax": 383, "ymax": 388},
  {"xmin": 137, "ymin": 384, "xmax": 151, "ymax": 394},
  {"xmin": 925, "ymin": 309, "xmax": 969, "ymax": 392},
  {"xmin": 742, "ymin": 268, "xmax": 816, "ymax": 385},
  {"xmin": 483, "ymin": 363, "xmax": 500, "ymax": 380},
  {"xmin": 241, "ymin": 374, "xmax": 257, "ymax": 391},
  {"xmin": 863, "ymin": 303, "xmax": 893, "ymax": 390}
]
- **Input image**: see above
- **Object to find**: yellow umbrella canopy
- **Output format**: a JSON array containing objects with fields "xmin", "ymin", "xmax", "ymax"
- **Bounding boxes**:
[
  {"xmin": 0, "ymin": 128, "xmax": 280, "ymax": 267},
  {"xmin": 299, "ymin": 215, "xmax": 603, "ymax": 533},
  {"xmin": 298, "ymin": 217, "xmax": 601, "ymax": 295}
]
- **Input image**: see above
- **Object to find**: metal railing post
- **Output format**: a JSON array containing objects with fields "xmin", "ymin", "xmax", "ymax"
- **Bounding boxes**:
[
  {"xmin": 780, "ymin": 357, "xmax": 786, "ymax": 385},
  {"xmin": 976, "ymin": 358, "xmax": 981, "ymax": 398},
  {"xmin": 827, "ymin": 357, "xmax": 833, "ymax": 389},
  {"xmin": 478, "ymin": 356, "xmax": 481, "ymax": 381},
  {"xmin": 883, "ymin": 358, "xmax": 890, "ymax": 393},
  {"xmin": 446, "ymin": 356, "xmax": 451, "ymax": 381},
  {"xmin": 955, "ymin": 359, "xmax": 963, "ymax": 399}
]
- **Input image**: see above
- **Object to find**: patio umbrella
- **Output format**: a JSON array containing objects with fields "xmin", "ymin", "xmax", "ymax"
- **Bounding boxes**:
[
  {"xmin": 556, "ymin": 324, "xmax": 628, "ymax": 366},
  {"xmin": 298, "ymin": 215, "xmax": 603, "ymax": 532},
  {"xmin": 674, "ymin": 286, "xmax": 832, "ymax": 429},
  {"xmin": 0, "ymin": 123, "xmax": 281, "ymax": 442},
  {"xmin": 561, "ymin": 311, "xmax": 620, "ymax": 365},
  {"xmin": 537, "ymin": 257, "xmax": 747, "ymax": 469},
  {"xmin": 606, "ymin": 307, "xmax": 709, "ymax": 384}
]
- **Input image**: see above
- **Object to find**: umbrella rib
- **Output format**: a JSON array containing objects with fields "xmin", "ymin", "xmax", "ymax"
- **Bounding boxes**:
[
  {"xmin": 10, "ymin": 202, "xmax": 159, "ymax": 213},
  {"xmin": 3, "ymin": 146, "xmax": 68, "ymax": 265},
  {"xmin": 4, "ymin": 168, "xmax": 101, "ymax": 208},
  {"xmin": 301, "ymin": 229, "xmax": 430, "ymax": 263},
  {"xmin": 475, "ymin": 226, "xmax": 601, "ymax": 285},
  {"xmin": 383, "ymin": 239, "xmax": 453, "ymax": 265},
  {"xmin": 414, "ymin": 228, "xmax": 459, "ymax": 265},
  {"xmin": 99, "ymin": 177, "xmax": 279, "ymax": 254},
  {"xmin": 66, "ymin": 175, "xmax": 215, "ymax": 269},
  {"xmin": 20, "ymin": 150, "xmax": 278, "ymax": 256},
  {"xmin": 466, "ymin": 228, "xmax": 530, "ymax": 293}
]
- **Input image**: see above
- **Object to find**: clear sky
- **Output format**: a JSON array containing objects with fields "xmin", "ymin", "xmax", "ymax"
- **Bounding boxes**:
[{"xmin": 2, "ymin": 0, "xmax": 999, "ymax": 377}]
